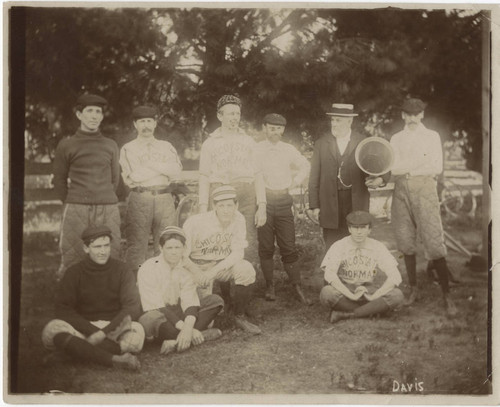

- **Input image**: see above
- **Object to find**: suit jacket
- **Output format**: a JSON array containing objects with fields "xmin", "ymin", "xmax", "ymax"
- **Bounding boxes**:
[{"xmin": 308, "ymin": 131, "xmax": 370, "ymax": 229}]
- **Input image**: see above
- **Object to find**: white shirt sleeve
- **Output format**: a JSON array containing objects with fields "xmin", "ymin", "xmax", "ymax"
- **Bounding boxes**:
[
  {"xmin": 137, "ymin": 260, "xmax": 166, "ymax": 312},
  {"xmin": 321, "ymin": 242, "xmax": 342, "ymax": 284}
]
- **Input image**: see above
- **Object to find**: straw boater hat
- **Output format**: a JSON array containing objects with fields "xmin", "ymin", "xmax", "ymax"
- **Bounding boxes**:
[{"xmin": 326, "ymin": 103, "xmax": 358, "ymax": 117}]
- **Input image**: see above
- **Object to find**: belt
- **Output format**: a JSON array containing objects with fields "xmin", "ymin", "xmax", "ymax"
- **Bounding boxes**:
[
  {"xmin": 266, "ymin": 188, "xmax": 289, "ymax": 195},
  {"xmin": 131, "ymin": 186, "xmax": 171, "ymax": 195}
]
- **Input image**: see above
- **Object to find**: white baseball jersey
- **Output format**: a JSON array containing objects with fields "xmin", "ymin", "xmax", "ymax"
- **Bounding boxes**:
[
  {"xmin": 199, "ymin": 127, "xmax": 261, "ymax": 184},
  {"xmin": 183, "ymin": 210, "xmax": 248, "ymax": 262},
  {"xmin": 322, "ymin": 236, "xmax": 402, "ymax": 289}
]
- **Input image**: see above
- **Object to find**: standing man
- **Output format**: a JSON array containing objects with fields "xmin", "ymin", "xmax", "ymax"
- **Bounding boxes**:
[
  {"xmin": 198, "ymin": 95, "xmax": 267, "ymax": 264},
  {"xmin": 308, "ymin": 103, "xmax": 386, "ymax": 251},
  {"xmin": 52, "ymin": 94, "xmax": 121, "ymax": 278},
  {"xmin": 41, "ymin": 225, "xmax": 145, "ymax": 371},
  {"xmin": 255, "ymin": 113, "xmax": 311, "ymax": 303},
  {"xmin": 120, "ymin": 106, "xmax": 182, "ymax": 272},
  {"xmin": 390, "ymin": 98, "xmax": 457, "ymax": 315},
  {"xmin": 183, "ymin": 186, "xmax": 262, "ymax": 335}
]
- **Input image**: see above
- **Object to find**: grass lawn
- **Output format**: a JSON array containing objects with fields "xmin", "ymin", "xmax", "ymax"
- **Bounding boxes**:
[{"xmin": 12, "ymin": 215, "xmax": 490, "ymax": 395}]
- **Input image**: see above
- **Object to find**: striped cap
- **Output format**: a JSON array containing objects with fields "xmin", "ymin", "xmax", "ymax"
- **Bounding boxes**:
[
  {"xmin": 212, "ymin": 185, "xmax": 237, "ymax": 202},
  {"xmin": 160, "ymin": 226, "xmax": 186, "ymax": 240},
  {"xmin": 217, "ymin": 95, "xmax": 242, "ymax": 111},
  {"xmin": 326, "ymin": 103, "xmax": 358, "ymax": 117}
]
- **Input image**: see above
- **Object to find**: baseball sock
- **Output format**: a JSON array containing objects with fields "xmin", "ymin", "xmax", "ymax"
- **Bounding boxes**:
[
  {"xmin": 260, "ymin": 258, "xmax": 274, "ymax": 285},
  {"xmin": 284, "ymin": 262, "xmax": 301, "ymax": 285},
  {"xmin": 334, "ymin": 297, "xmax": 361, "ymax": 312},
  {"xmin": 219, "ymin": 281, "xmax": 231, "ymax": 304},
  {"xmin": 353, "ymin": 298, "xmax": 390, "ymax": 318},
  {"xmin": 233, "ymin": 284, "xmax": 252, "ymax": 316},
  {"xmin": 433, "ymin": 257, "xmax": 450, "ymax": 294},
  {"xmin": 53, "ymin": 333, "xmax": 113, "ymax": 366},
  {"xmin": 404, "ymin": 254, "xmax": 417, "ymax": 287},
  {"xmin": 195, "ymin": 305, "xmax": 223, "ymax": 331},
  {"xmin": 97, "ymin": 339, "xmax": 122, "ymax": 355}
]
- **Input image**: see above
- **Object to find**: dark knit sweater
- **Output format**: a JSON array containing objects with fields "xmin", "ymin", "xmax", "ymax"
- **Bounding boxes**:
[
  {"xmin": 55, "ymin": 257, "xmax": 142, "ymax": 336},
  {"xmin": 52, "ymin": 129, "xmax": 120, "ymax": 204}
]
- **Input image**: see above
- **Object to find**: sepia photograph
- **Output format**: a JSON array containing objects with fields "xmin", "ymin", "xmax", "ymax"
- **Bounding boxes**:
[{"xmin": 5, "ymin": 2, "xmax": 498, "ymax": 403}]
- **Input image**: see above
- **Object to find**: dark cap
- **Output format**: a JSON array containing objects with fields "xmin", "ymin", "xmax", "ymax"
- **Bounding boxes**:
[
  {"xmin": 132, "ymin": 105, "xmax": 158, "ymax": 120},
  {"xmin": 217, "ymin": 95, "xmax": 242, "ymax": 111},
  {"xmin": 263, "ymin": 113, "xmax": 287, "ymax": 126},
  {"xmin": 346, "ymin": 211, "xmax": 373, "ymax": 226},
  {"xmin": 75, "ymin": 94, "xmax": 108, "ymax": 110},
  {"xmin": 326, "ymin": 103, "xmax": 358, "ymax": 117},
  {"xmin": 81, "ymin": 225, "xmax": 113, "ymax": 244},
  {"xmin": 401, "ymin": 98, "xmax": 427, "ymax": 114}
]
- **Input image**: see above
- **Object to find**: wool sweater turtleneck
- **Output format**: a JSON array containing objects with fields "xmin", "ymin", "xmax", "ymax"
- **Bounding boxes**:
[
  {"xmin": 52, "ymin": 129, "xmax": 120, "ymax": 204},
  {"xmin": 55, "ymin": 256, "xmax": 141, "ymax": 336}
]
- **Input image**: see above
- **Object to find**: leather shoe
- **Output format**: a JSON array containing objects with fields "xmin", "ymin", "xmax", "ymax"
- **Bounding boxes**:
[
  {"xmin": 329, "ymin": 310, "xmax": 353, "ymax": 324},
  {"xmin": 294, "ymin": 284, "xmax": 312, "ymax": 305},
  {"xmin": 234, "ymin": 315, "xmax": 261, "ymax": 335}
]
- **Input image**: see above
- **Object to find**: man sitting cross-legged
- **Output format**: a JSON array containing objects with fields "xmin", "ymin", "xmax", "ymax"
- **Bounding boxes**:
[
  {"xmin": 137, "ymin": 226, "xmax": 224, "ymax": 355},
  {"xmin": 41, "ymin": 225, "xmax": 145, "ymax": 371},
  {"xmin": 319, "ymin": 211, "xmax": 404, "ymax": 323}
]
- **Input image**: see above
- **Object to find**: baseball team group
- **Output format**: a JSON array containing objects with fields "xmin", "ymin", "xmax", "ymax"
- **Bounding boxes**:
[{"xmin": 40, "ymin": 93, "xmax": 457, "ymax": 371}]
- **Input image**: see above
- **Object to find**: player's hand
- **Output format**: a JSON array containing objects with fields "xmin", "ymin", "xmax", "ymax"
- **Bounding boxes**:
[
  {"xmin": 176, "ymin": 326, "xmax": 193, "ymax": 352},
  {"xmin": 255, "ymin": 205, "xmax": 267, "ymax": 228},
  {"xmin": 191, "ymin": 329, "xmax": 205, "ymax": 346},
  {"xmin": 86, "ymin": 330, "xmax": 106, "ymax": 345},
  {"xmin": 199, "ymin": 270, "xmax": 217, "ymax": 288},
  {"xmin": 363, "ymin": 292, "xmax": 374, "ymax": 301},
  {"xmin": 365, "ymin": 176, "xmax": 384, "ymax": 189}
]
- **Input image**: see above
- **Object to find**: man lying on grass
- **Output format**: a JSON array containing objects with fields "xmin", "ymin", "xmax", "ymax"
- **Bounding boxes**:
[
  {"xmin": 137, "ymin": 226, "xmax": 224, "ymax": 355},
  {"xmin": 41, "ymin": 225, "xmax": 145, "ymax": 371},
  {"xmin": 320, "ymin": 211, "xmax": 404, "ymax": 323}
]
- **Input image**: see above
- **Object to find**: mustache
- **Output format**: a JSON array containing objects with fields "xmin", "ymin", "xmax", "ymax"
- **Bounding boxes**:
[{"xmin": 140, "ymin": 128, "xmax": 154, "ymax": 133}]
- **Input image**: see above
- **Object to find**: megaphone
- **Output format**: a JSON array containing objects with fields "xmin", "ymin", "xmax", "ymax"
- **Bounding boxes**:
[{"xmin": 355, "ymin": 137, "xmax": 394, "ymax": 176}]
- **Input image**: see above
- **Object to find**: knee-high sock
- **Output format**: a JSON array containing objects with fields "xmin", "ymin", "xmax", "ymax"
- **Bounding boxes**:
[
  {"xmin": 219, "ymin": 281, "xmax": 231, "ymax": 303},
  {"xmin": 158, "ymin": 321, "xmax": 180, "ymax": 341},
  {"xmin": 333, "ymin": 297, "xmax": 361, "ymax": 312},
  {"xmin": 233, "ymin": 284, "xmax": 252, "ymax": 316},
  {"xmin": 53, "ymin": 333, "xmax": 113, "ymax": 367},
  {"xmin": 433, "ymin": 257, "xmax": 450, "ymax": 294},
  {"xmin": 97, "ymin": 338, "xmax": 122, "ymax": 355},
  {"xmin": 194, "ymin": 305, "xmax": 223, "ymax": 331},
  {"xmin": 404, "ymin": 254, "xmax": 417, "ymax": 287},
  {"xmin": 353, "ymin": 298, "xmax": 390, "ymax": 318},
  {"xmin": 260, "ymin": 258, "xmax": 274, "ymax": 286}
]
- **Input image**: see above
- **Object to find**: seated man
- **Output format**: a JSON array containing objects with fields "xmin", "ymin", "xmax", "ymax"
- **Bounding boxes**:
[
  {"xmin": 319, "ymin": 211, "xmax": 404, "ymax": 323},
  {"xmin": 41, "ymin": 225, "xmax": 145, "ymax": 371},
  {"xmin": 183, "ymin": 186, "xmax": 261, "ymax": 335},
  {"xmin": 137, "ymin": 226, "xmax": 224, "ymax": 355}
]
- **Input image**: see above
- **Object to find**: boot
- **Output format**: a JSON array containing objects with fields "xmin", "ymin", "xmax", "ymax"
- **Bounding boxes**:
[
  {"xmin": 265, "ymin": 282, "xmax": 276, "ymax": 301},
  {"xmin": 404, "ymin": 286, "xmax": 419, "ymax": 306},
  {"xmin": 294, "ymin": 284, "xmax": 312, "ymax": 305}
]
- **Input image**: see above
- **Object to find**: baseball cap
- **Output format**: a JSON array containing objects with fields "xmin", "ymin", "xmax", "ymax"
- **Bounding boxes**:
[
  {"xmin": 346, "ymin": 211, "xmax": 373, "ymax": 226},
  {"xmin": 217, "ymin": 95, "xmax": 242, "ymax": 111},
  {"xmin": 75, "ymin": 94, "xmax": 108, "ymax": 110},
  {"xmin": 81, "ymin": 225, "xmax": 113, "ymax": 243},
  {"xmin": 263, "ymin": 113, "xmax": 287, "ymax": 126},
  {"xmin": 401, "ymin": 98, "xmax": 427, "ymax": 114},
  {"xmin": 159, "ymin": 226, "xmax": 186, "ymax": 240},
  {"xmin": 132, "ymin": 105, "xmax": 158, "ymax": 120},
  {"xmin": 212, "ymin": 185, "xmax": 237, "ymax": 202}
]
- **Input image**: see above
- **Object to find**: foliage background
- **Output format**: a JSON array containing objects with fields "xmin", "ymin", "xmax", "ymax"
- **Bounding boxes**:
[{"xmin": 24, "ymin": 7, "xmax": 485, "ymax": 171}]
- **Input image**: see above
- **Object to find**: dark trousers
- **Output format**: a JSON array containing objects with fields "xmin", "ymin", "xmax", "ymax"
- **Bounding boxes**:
[
  {"xmin": 322, "ymin": 189, "xmax": 352, "ymax": 251},
  {"xmin": 258, "ymin": 191, "xmax": 298, "ymax": 264}
]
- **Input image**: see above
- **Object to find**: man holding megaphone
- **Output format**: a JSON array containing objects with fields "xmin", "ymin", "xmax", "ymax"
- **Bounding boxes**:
[{"xmin": 308, "ymin": 103, "xmax": 388, "ymax": 251}]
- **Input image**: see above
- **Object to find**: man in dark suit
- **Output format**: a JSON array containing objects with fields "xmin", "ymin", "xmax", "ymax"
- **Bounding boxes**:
[{"xmin": 308, "ymin": 103, "xmax": 386, "ymax": 251}]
